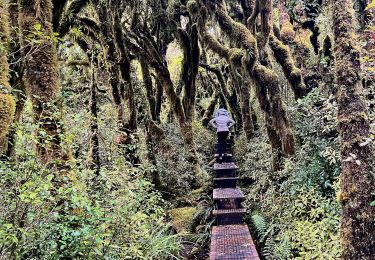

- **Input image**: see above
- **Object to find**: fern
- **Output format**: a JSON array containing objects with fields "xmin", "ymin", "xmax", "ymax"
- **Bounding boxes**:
[
  {"xmin": 251, "ymin": 213, "xmax": 268, "ymax": 236},
  {"xmin": 262, "ymin": 237, "xmax": 276, "ymax": 259},
  {"xmin": 274, "ymin": 236, "xmax": 292, "ymax": 260}
]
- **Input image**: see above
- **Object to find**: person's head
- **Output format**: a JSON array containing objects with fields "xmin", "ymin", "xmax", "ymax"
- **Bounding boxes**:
[{"xmin": 218, "ymin": 110, "xmax": 227, "ymax": 116}]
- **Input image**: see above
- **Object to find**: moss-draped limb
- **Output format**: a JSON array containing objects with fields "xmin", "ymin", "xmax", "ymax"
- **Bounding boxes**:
[
  {"xmin": 5, "ymin": 0, "xmax": 26, "ymax": 158},
  {"xmin": 228, "ymin": 67, "xmax": 254, "ymax": 139},
  {"xmin": 57, "ymin": 0, "xmax": 89, "ymax": 37},
  {"xmin": 211, "ymin": 0, "xmax": 259, "ymax": 71},
  {"xmin": 154, "ymin": 75, "xmax": 163, "ymax": 122},
  {"xmin": 269, "ymin": 35, "xmax": 307, "ymax": 99},
  {"xmin": 89, "ymin": 68, "xmax": 100, "ymax": 178},
  {"xmin": 199, "ymin": 63, "xmax": 242, "ymax": 126},
  {"xmin": 239, "ymin": 0, "xmax": 255, "ymax": 23},
  {"xmin": 238, "ymin": 78, "xmax": 254, "ymax": 140},
  {"xmin": 0, "ymin": 1, "xmax": 16, "ymax": 146},
  {"xmin": 127, "ymin": 28, "xmax": 202, "ymax": 180},
  {"xmin": 247, "ymin": 0, "xmax": 272, "ymax": 45},
  {"xmin": 331, "ymin": 0, "xmax": 375, "ymax": 257},
  {"xmin": 190, "ymin": 0, "xmax": 294, "ymax": 160},
  {"xmin": 253, "ymin": 64, "xmax": 295, "ymax": 156}
]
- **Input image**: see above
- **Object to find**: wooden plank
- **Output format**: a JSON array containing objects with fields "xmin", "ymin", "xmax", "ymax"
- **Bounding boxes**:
[
  {"xmin": 213, "ymin": 208, "xmax": 246, "ymax": 215},
  {"xmin": 214, "ymin": 162, "xmax": 238, "ymax": 171},
  {"xmin": 213, "ymin": 188, "xmax": 245, "ymax": 200},
  {"xmin": 210, "ymin": 224, "xmax": 260, "ymax": 260}
]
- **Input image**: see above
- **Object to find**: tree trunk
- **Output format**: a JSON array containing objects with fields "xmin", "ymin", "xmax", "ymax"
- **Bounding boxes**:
[
  {"xmin": 332, "ymin": 0, "xmax": 375, "ymax": 258},
  {"xmin": 154, "ymin": 77, "xmax": 163, "ymax": 122},
  {"xmin": 140, "ymin": 58, "xmax": 157, "ymax": 121},
  {"xmin": 0, "ymin": 0, "xmax": 16, "ymax": 154},
  {"xmin": 202, "ymin": 90, "xmax": 219, "ymax": 126},
  {"xmin": 178, "ymin": 24, "xmax": 200, "ymax": 122},
  {"xmin": 145, "ymin": 121, "xmax": 162, "ymax": 190},
  {"xmin": 5, "ymin": 0, "xmax": 26, "ymax": 158},
  {"xmin": 19, "ymin": 0, "xmax": 65, "ymax": 163},
  {"xmin": 90, "ymin": 69, "xmax": 100, "ymax": 178}
]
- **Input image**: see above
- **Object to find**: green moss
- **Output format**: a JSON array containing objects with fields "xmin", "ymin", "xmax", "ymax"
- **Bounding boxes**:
[
  {"xmin": 0, "ymin": 93, "xmax": 16, "ymax": 138},
  {"xmin": 169, "ymin": 207, "xmax": 198, "ymax": 233},
  {"xmin": 186, "ymin": 0, "xmax": 198, "ymax": 14},
  {"xmin": 229, "ymin": 48, "xmax": 245, "ymax": 67},
  {"xmin": 269, "ymin": 35, "xmax": 306, "ymax": 98}
]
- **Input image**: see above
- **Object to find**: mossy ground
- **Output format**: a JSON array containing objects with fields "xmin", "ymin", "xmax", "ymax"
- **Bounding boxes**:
[{"xmin": 169, "ymin": 207, "xmax": 198, "ymax": 233}]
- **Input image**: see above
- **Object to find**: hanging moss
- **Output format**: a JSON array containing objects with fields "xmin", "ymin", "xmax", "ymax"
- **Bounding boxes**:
[
  {"xmin": 269, "ymin": 35, "xmax": 307, "ymax": 99},
  {"xmin": 213, "ymin": 0, "xmax": 259, "ymax": 70},
  {"xmin": 253, "ymin": 64, "xmax": 295, "ymax": 156}
]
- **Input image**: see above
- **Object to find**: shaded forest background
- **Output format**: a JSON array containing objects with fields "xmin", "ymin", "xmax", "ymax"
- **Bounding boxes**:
[{"xmin": 0, "ymin": 0, "xmax": 374, "ymax": 259}]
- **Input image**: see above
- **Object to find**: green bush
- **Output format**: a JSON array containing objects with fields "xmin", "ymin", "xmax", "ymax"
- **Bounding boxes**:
[{"xmin": 240, "ymin": 89, "xmax": 342, "ymax": 259}]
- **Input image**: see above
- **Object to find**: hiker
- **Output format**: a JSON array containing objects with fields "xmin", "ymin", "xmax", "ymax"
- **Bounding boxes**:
[
  {"xmin": 209, "ymin": 107, "xmax": 235, "ymax": 162},
  {"xmin": 215, "ymin": 107, "xmax": 230, "ymax": 117}
]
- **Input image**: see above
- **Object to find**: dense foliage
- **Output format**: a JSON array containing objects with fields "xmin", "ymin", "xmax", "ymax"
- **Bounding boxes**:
[{"xmin": 0, "ymin": 0, "xmax": 374, "ymax": 259}]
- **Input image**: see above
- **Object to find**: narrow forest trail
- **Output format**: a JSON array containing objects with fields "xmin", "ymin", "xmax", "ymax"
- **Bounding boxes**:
[{"xmin": 209, "ymin": 135, "xmax": 260, "ymax": 259}]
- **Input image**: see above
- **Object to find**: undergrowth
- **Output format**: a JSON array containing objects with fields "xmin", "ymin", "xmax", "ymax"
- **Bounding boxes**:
[{"xmin": 236, "ymin": 88, "xmax": 342, "ymax": 259}]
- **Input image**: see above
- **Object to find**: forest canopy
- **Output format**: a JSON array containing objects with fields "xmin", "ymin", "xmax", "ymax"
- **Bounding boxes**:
[{"xmin": 0, "ymin": 0, "xmax": 374, "ymax": 259}]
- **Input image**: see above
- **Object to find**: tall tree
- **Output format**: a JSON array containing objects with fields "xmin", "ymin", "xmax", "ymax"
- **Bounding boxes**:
[
  {"xmin": 331, "ymin": 0, "xmax": 375, "ymax": 258},
  {"xmin": 18, "ymin": 0, "xmax": 65, "ymax": 163},
  {"xmin": 0, "ymin": 0, "xmax": 16, "ymax": 153}
]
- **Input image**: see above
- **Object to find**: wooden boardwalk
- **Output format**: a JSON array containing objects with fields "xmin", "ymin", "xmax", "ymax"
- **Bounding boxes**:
[{"xmin": 210, "ymin": 135, "xmax": 260, "ymax": 260}]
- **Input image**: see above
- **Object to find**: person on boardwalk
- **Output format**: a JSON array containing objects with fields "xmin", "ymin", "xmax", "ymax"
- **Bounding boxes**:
[{"xmin": 210, "ymin": 106, "xmax": 235, "ymax": 162}]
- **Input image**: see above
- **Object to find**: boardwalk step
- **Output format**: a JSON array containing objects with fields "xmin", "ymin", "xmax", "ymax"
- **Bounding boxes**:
[
  {"xmin": 210, "ymin": 224, "xmax": 260, "ymax": 260},
  {"xmin": 214, "ymin": 153, "xmax": 233, "ymax": 157},
  {"xmin": 213, "ymin": 188, "xmax": 245, "ymax": 200},
  {"xmin": 214, "ymin": 154, "xmax": 233, "ymax": 163},
  {"xmin": 213, "ymin": 188, "xmax": 245, "ymax": 209},
  {"xmin": 214, "ymin": 177, "xmax": 239, "ymax": 188},
  {"xmin": 214, "ymin": 162, "xmax": 238, "ymax": 171},
  {"xmin": 213, "ymin": 208, "xmax": 246, "ymax": 225}
]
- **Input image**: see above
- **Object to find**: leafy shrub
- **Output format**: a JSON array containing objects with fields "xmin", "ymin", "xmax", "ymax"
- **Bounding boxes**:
[{"xmin": 240, "ymin": 89, "xmax": 342, "ymax": 259}]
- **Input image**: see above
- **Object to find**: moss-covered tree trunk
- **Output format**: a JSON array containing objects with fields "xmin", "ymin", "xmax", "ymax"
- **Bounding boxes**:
[
  {"xmin": 19, "ymin": 0, "xmax": 65, "ymax": 163},
  {"xmin": 331, "ymin": 0, "xmax": 375, "ymax": 258},
  {"xmin": 178, "ymin": 23, "xmax": 199, "ymax": 122},
  {"xmin": 0, "ymin": 0, "xmax": 16, "ymax": 154},
  {"xmin": 5, "ymin": 0, "xmax": 26, "ymax": 158}
]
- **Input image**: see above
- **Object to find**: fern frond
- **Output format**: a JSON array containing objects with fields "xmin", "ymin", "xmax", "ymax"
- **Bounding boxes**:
[{"xmin": 251, "ymin": 213, "xmax": 268, "ymax": 236}]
